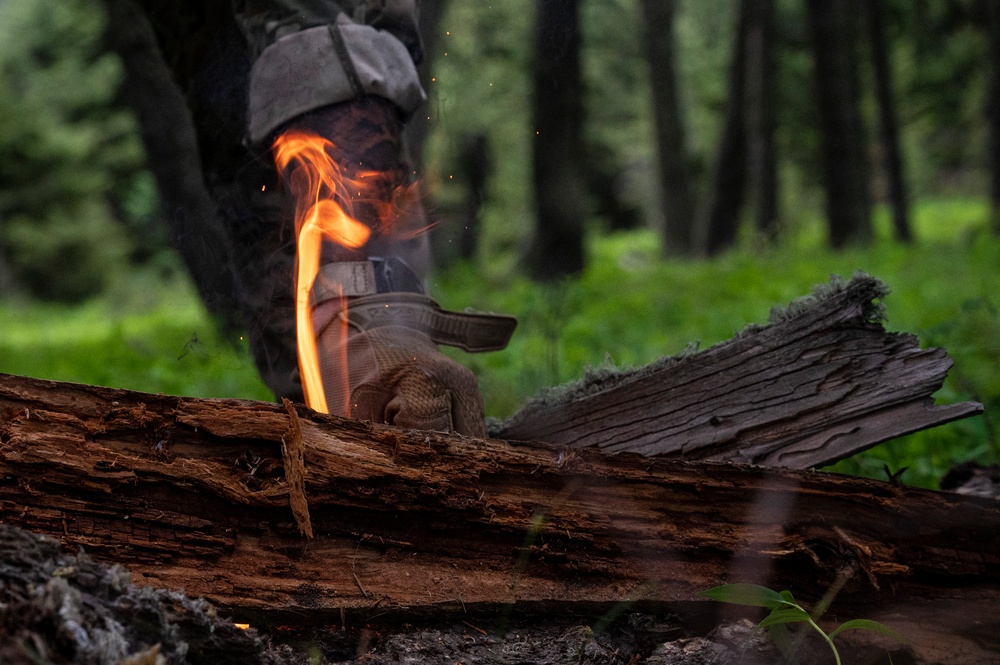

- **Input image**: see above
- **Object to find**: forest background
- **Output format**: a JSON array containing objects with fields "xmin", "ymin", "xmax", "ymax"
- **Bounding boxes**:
[{"xmin": 0, "ymin": 0, "xmax": 998, "ymax": 489}]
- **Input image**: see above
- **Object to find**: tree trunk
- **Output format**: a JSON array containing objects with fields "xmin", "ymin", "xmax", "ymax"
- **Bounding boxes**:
[
  {"xmin": 640, "ymin": 0, "xmax": 695, "ymax": 256},
  {"xmin": 585, "ymin": 144, "xmax": 642, "ymax": 232},
  {"xmin": 697, "ymin": 1, "xmax": 748, "ymax": 255},
  {"xmin": 806, "ymin": 0, "xmax": 873, "ymax": 248},
  {"xmin": 407, "ymin": 0, "xmax": 451, "ymax": 169},
  {"xmin": 867, "ymin": 0, "xmax": 912, "ymax": 243},
  {"xmin": 498, "ymin": 275, "xmax": 981, "ymax": 465},
  {"xmin": 744, "ymin": 0, "xmax": 779, "ymax": 241},
  {"xmin": 988, "ymin": 0, "xmax": 1000, "ymax": 234},
  {"xmin": 529, "ymin": 0, "xmax": 587, "ymax": 280},
  {"xmin": 0, "ymin": 374, "xmax": 998, "ymax": 664},
  {"xmin": 458, "ymin": 132, "xmax": 490, "ymax": 259}
]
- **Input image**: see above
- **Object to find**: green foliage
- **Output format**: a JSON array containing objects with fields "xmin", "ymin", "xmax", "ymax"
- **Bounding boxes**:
[
  {"xmin": 888, "ymin": 0, "xmax": 988, "ymax": 195},
  {"xmin": 0, "ymin": 269, "xmax": 272, "ymax": 401},
  {"xmin": 702, "ymin": 583, "xmax": 905, "ymax": 664},
  {"xmin": 3, "ymin": 202, "xmax": 131, "ymax": 302},
  {"xmin": 0, "ymin": 0, "xmax": 143, "ymax": 302}
]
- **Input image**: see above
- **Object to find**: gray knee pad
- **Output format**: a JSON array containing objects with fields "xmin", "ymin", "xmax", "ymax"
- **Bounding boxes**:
[{"xmin": 247, "ymin": 17, "xmax": 425, "ymax": 145}]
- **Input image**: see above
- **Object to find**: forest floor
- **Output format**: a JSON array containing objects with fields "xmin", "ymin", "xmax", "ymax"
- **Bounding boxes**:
[{"xmin": 4, "ymin": 522, "xmax": 904, "ymax": 665}]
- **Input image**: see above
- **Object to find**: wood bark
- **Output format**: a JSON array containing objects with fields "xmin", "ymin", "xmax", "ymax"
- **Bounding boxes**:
[
  {"xmin": 498, "ymin": 275, "xmax": 981, "ymax": 466},
  {"xmin": 0, "ymin": 523, "xmax": 271, "ymax": 665},
  {"xmin": 0, "ymin": 372, "xmax": 998, "ymax": 663}
]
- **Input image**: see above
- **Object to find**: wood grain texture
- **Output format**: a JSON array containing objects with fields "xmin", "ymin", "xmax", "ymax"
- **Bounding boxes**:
[
  {"xmin": 497, "ymin": 276, "xmax": 982, "ymax": 467},
  {"xmin": 1, "ymin": 371, "xmax": 999, "ymax": 665}
]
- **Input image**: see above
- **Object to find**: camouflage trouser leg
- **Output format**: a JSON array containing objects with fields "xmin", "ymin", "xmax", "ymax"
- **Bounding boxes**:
[{"xmin": 123, "ymin": 0, "xmax": 427, "ymax": 401}]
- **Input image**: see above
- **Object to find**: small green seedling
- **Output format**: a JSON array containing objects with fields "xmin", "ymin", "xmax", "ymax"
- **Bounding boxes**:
[{"xmin": 701, "ymin": 583, "xmax": 906, "ymax": 665}]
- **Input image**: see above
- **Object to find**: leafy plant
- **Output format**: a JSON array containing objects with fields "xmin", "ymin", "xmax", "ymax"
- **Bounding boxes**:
[{"xmin": 701, "ymin": 583, "xmax": 905, "ymax": 664}]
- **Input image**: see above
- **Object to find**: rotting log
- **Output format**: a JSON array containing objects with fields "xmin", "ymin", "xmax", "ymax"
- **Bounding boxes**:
[
  {"xmin": 1, "ymin": 372, "xmax": 999, "ymax": 664},
  {"xmin": 497, "ymin": 275, "xmax": 983, "ymax": 467}
]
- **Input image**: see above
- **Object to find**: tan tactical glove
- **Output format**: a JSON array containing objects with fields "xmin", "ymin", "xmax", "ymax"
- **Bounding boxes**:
[
  {"xmin": 271, "ymin": 101, "xmax": 515, "ymax": 436},
  {"xmin": 311, "ymin": 290, "xmax": 516, "ymax": 438},
  {"xmin": 318, "ymin": 322, "xmax": 487, "ymax": 437}
]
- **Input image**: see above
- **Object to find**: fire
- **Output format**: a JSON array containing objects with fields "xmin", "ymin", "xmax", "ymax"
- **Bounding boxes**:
[{"xmin": 272, "ymin": 131, "xmax": 378, "ymax": 414}]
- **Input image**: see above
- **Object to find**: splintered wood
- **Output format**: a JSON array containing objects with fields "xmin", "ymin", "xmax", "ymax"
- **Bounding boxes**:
[
  {"xmin": 498, "ymin": 275, "xmax": 982, "ymax": 467},
  {"xmin": 281, "ymin": 397, "xmax": 313, "ymax": 538}
]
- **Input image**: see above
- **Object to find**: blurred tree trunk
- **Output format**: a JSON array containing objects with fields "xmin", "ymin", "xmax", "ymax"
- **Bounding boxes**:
[
  {"xmin": 807, "ymin": 0, "xmax": 873, "ymax": 248},
  {"xmin": 698, "ymin": 0, "xmax": 779, "ymax": 255},
  {"xmin": 585, "ymin": 146, "xmax": 641, "ymax": 232},
  {"xmin": 458, "ymin": 132, "xmax": 490, "ymax": 259},
  {"xmin": 745, "ymin": 0, "xmax": 778, "ymax": 241},
  {"xmin": 640, "ymin": 0, "xmax": 695, "ymax": 256},
  {"xmin": 413, "ymin": 0, "xmax": 472, "ymax": 268},
  {"xmin": 867, "ymin": 0, "xmax": 912, "ymax": 243},
  {"xmin": 698, "ymin": 1, "xmax": 748, "ymax": 255},
  {"xmin": 989, "ymin": 0, "xmax": 1000, "ymax": 234},
  {"xmin": 408, "ymin": 0, "xmax": 450, "ymax": 169},
  {"xmin": 528, "ymin": 0, "xmax": 587, "ymax": 279}
]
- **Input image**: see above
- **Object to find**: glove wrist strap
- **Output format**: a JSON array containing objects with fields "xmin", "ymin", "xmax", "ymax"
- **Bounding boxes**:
[{"xmin": 311, "ymin": 261, "xmax": 517, "ymax": 352}]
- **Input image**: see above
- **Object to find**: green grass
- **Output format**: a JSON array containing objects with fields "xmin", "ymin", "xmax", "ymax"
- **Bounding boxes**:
[
  {"xmin": 0, "ymin": 269, "xmax": 272, "ymax": 401},
  {"xmin": 1, "ymin": 197, "xmax": 997, "ymax": 488}
]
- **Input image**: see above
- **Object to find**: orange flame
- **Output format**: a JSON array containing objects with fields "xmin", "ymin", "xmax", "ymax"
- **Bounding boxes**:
[{"xmin": 272, "ymin": 131, "xmax": 373, "ymax": 414}]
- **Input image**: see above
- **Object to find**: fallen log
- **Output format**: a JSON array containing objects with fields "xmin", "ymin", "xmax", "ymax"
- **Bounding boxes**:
[
  {"xmin": 0, "ymin": 276, "xmax": 995, "ymax": 663},
  {"xmin": 1, "ymin": 371, "xmax": 999, "ymax": 662},
  {"xmin": 497, "ymin": 275, "xmax": 983, "ymax": 467}
]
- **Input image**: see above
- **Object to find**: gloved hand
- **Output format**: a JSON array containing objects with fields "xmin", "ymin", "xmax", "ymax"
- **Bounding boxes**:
[
  {"xmin": 272, "ymin": 99, "xmax": 512, "ymax": 437},
  {"xmin": 316, "ymin": 317, "xmax": 487, "ymax": 438}
]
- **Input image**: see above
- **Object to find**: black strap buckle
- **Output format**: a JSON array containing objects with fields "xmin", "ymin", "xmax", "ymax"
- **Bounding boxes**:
[{"xmin": 369, "ymin": 255, "xmax": 424, "ymax": 295}]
